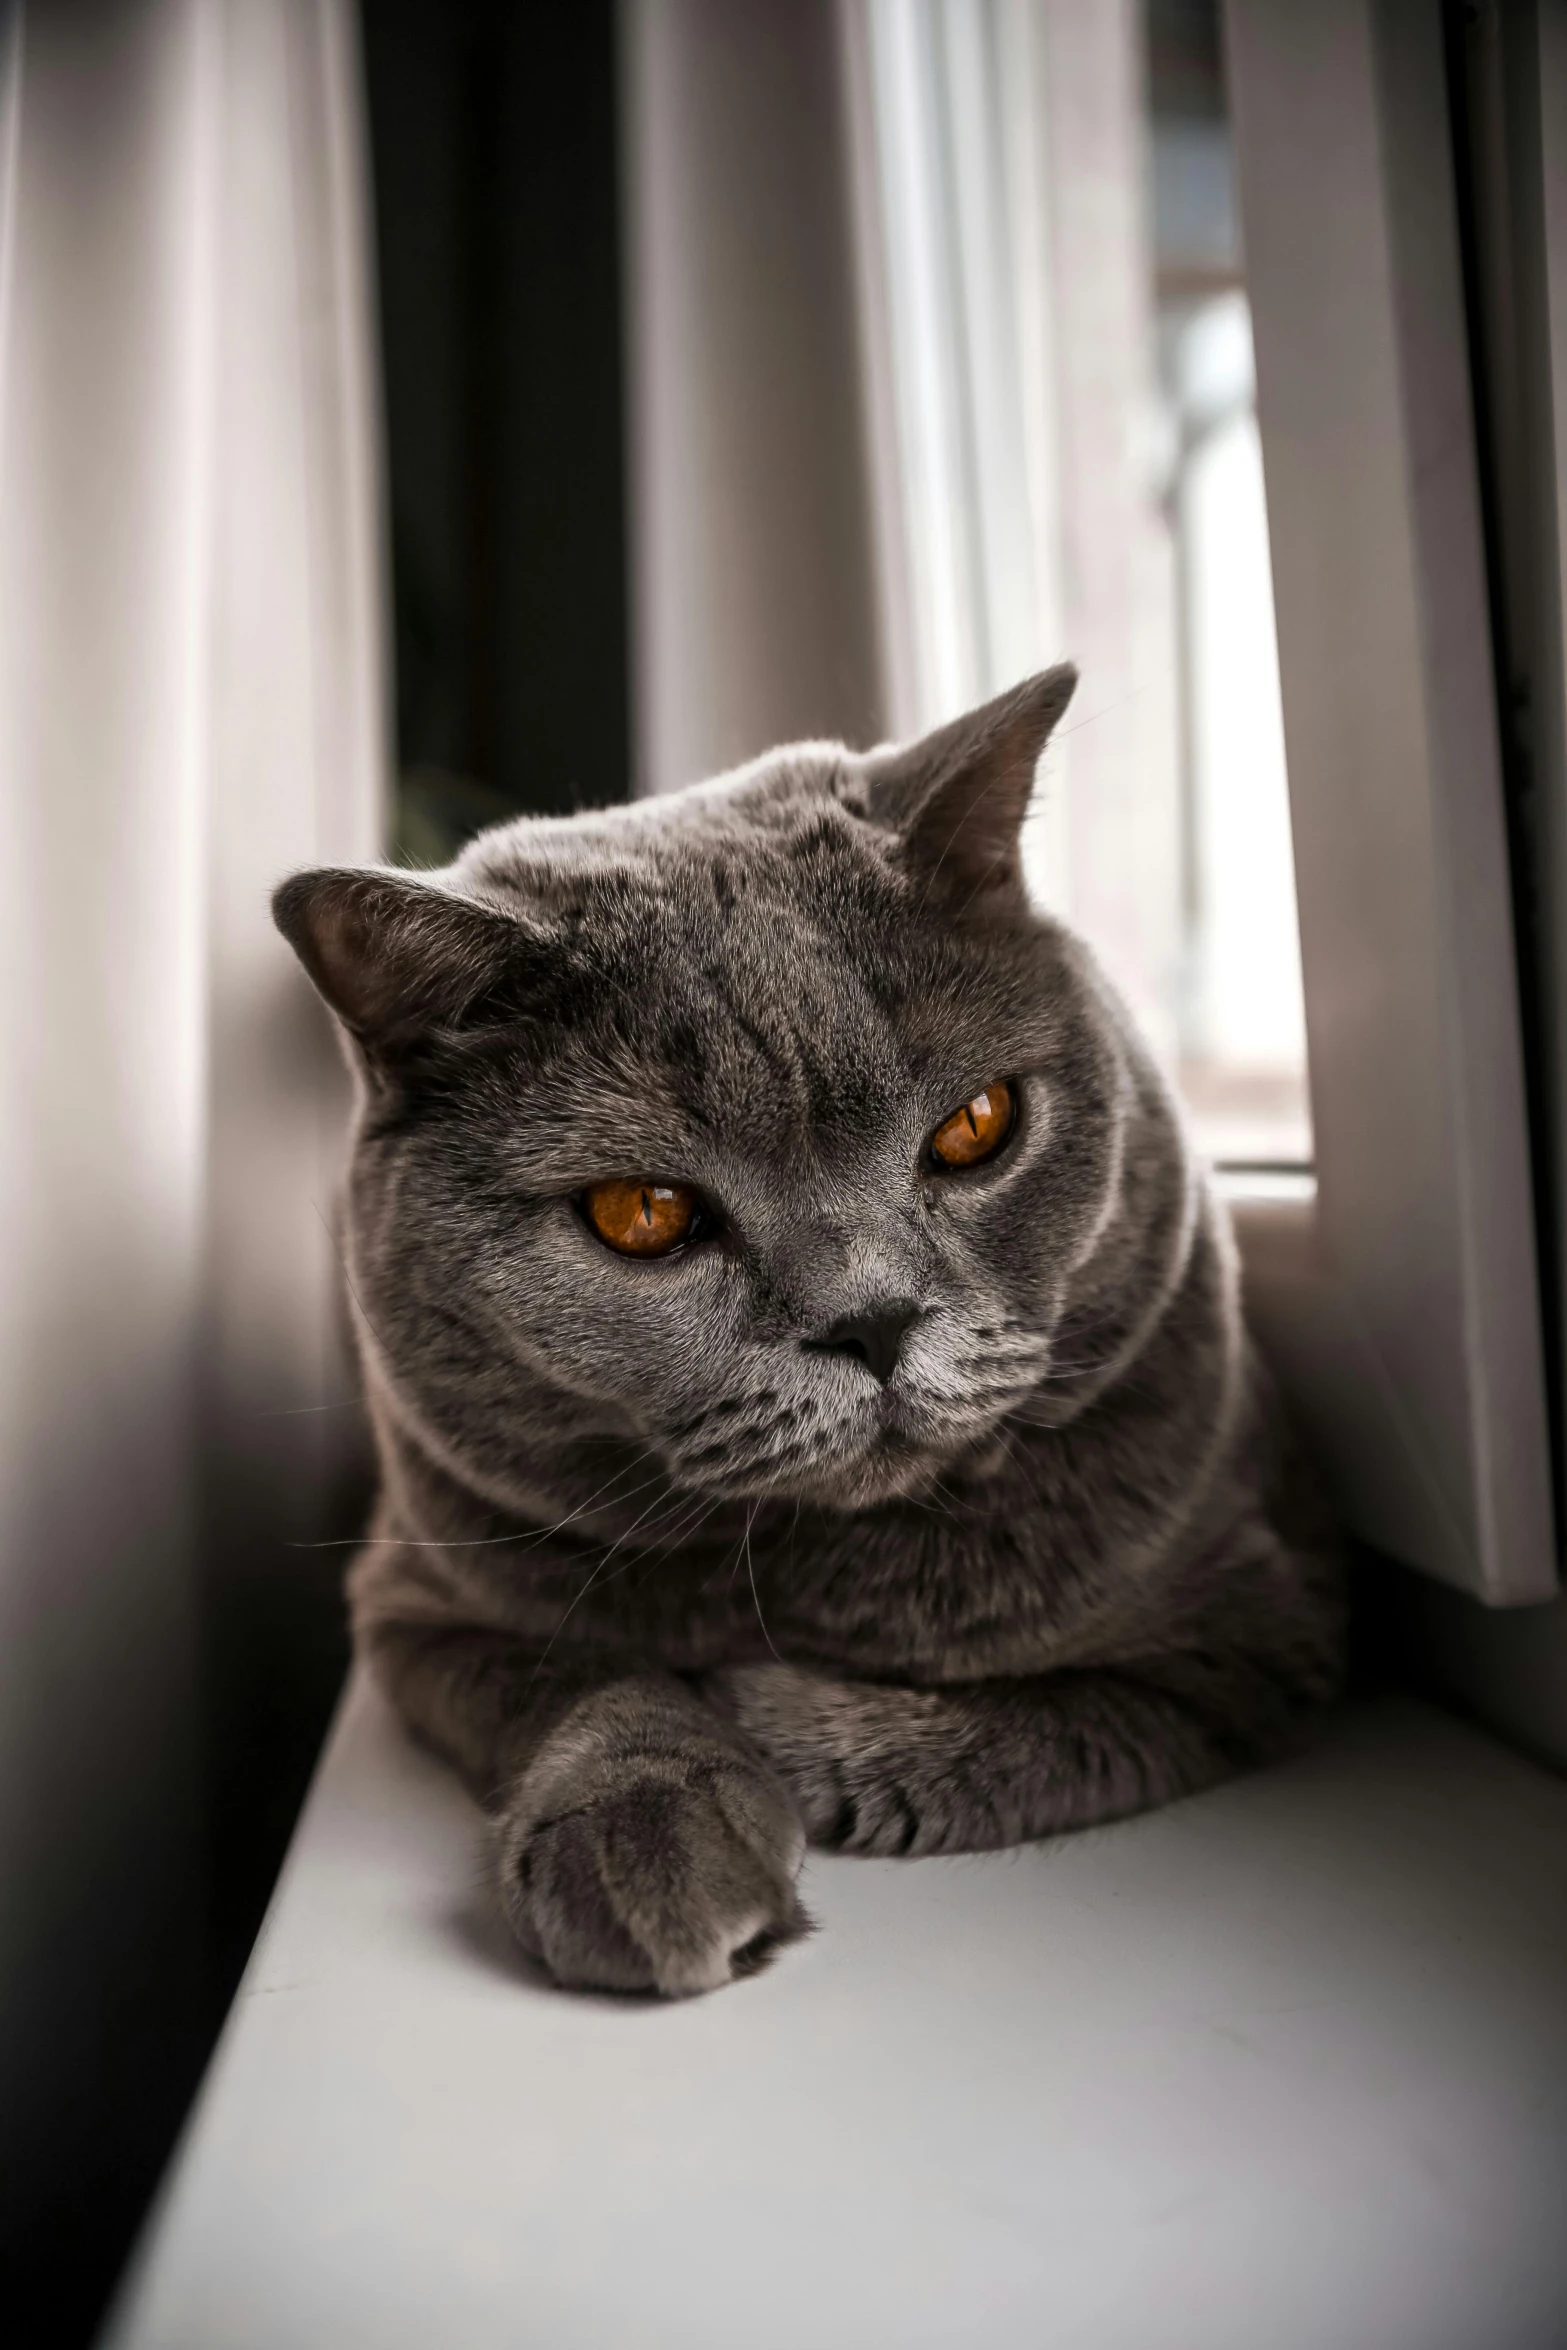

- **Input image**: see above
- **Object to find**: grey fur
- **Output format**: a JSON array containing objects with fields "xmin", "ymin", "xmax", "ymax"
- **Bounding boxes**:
[{"xmin": 274, "ymin": 666, "xmax": 1342, "ymax": 1996}]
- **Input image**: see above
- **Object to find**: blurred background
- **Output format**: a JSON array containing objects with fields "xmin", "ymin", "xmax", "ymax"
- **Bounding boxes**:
[{"xmin": 0, "ymin": 1, "xmax": 1308, "ymax": 2342}]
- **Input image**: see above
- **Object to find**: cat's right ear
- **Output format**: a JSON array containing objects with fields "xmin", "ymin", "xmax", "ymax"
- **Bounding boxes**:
[
  {"xmin": 855, "ymin": 663, "xmax": 1078, "ymax": 912},
  {"xmin": 272, "ymin": 868, "xmax": 528, "ymax": 1062}
]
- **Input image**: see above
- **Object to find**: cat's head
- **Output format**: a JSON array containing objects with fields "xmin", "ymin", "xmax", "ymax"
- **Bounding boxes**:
[{"xmin": 275, "ymin": 667, "xmax": 1187, "ymax": 1510}]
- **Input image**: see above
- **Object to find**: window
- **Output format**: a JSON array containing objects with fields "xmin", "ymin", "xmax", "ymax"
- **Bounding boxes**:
[
  {"xmin": 842, "ymin": 0, "xmax": 1309, "ymax": 1168},
  {"xmin": 1150, "ymin": 7, "xmax": 1307, "ymax": 1167}
]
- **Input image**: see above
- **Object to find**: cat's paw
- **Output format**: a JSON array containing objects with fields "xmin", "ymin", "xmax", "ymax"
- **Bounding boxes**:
[
  {"xmin": 494, "ymin": 1739, "xmax": 809, "ymax": 1996},
  {"xmin": 707, "ymin": 1662, "xmax": 957, "ymax": 1856}
]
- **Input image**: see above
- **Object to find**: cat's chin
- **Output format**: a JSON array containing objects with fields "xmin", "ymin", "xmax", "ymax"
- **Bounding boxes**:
[
  {"xmin": 696, "ymin": 1427, "xmax": 966, "ymax": 1512},
  {"xmin": 824, "ymin": 1432, "xmax": 1010, "ymax": 1509},
  {"xmin": 655, "ymin": 1392, "xmax": 1015, "ymax": 1510}
]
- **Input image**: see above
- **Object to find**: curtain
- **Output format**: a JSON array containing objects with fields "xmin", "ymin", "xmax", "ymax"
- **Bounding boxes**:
[
  {"xmin": 0, "ymin": 0, "xmax": 384, "ymax": 2327},
  {"xmin": 623, "ymin": 0, "xmax": 1178, "ymax": 1055},
  {"xmin": 840, "ymin": 0, "xmax": 1181, "ymax": 1056}
]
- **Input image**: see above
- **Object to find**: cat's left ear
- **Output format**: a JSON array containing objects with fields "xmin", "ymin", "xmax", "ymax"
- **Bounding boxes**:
[
  {"xmin": 272, "ymin": 866, "xmax": 533, "ymax": 1064},
  {"xmin": 857, "ymin": 663, "xmax": 1077, "ymax": 910}
]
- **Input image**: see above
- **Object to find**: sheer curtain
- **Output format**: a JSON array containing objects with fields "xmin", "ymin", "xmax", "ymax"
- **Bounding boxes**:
[
  {"xmin": 624, "ymin": 0, "xmax": 1178, "ymax": 1055},
  {"xmin": 840, "ymin": 0, "xmax": 1181, "ymax": 1057},
  {"xmin": 0, "ymin": 0, "xmax": 384, "ymax": 2322}
]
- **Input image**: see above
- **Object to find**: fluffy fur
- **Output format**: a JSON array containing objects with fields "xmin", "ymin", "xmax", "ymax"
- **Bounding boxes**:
[{"xmin": 275, "ymin": 667, "xmax": 1342, "ymax": 1996}]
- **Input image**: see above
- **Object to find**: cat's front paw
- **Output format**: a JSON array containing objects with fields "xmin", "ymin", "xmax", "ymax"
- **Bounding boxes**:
[
  {"xmin": 495, "ymin": 1741, "xmax": 809, "ymax": 1996},
  {"xmin": 708, "ymin": 1662, "xmax": 957, "ymax": 1855}
]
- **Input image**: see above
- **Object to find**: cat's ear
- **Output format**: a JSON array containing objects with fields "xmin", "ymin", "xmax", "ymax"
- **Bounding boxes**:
[
  {"xmin": 859, "ymin": 663, "xmax": 1077, "ymax": 909},
  {"xmin": 272, "ymin": 867, "xmax": 529, "ymax": 1058}
]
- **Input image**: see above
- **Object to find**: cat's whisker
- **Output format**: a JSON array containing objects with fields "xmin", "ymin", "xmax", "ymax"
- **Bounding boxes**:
[
  {"xmin": 522, "ymin": 1484, "xmax": 681, "ymax": 1693},
  {"xmin": 618, "ymin": 1484, "xmax": 727, "ymax": 1563},
  {"xmin": 311, "ymin": 1199, "xmax": 401, "ymax": 1373},
  {"xmin": 740, "ymin": 1501, "xmax": 785, "ymax": 1665},
  {"xmin": 695, "ymin": 1525, "xmax": 750, "ymax": 1598},
  {"xmin": 288, "ymin": 1449, "xmax": 669, "ymax": 1553},
  {"xmin": 628, "ymin": 1496, "xmax": 726, "ymax": 1587},
  {"xmin": 988, "ymin": 1424, "xmax": 1053, "ymax": 1505},
  {"xmin": 897, "ymin": 1487, "xmax": 961, "ymax": 1525}
]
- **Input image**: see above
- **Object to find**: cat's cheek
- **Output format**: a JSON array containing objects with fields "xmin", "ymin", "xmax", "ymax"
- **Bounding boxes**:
[{"xmin": 511, "ymin": 1220, "xmax": 743, "ymax": 1401}]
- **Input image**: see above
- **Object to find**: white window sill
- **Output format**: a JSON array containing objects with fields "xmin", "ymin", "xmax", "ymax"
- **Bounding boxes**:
[{"xmin": 107, "ymin": 1673, "xmax": 1567, "ymax": 2350}]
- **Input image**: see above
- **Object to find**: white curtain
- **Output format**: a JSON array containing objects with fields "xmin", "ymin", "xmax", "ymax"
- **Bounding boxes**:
[
  {"xmin": 840, "ymin": 0, "xmax": 1182, "ymax": 1058},
  {"xmin": 624, "ymin": 0, "xmax": 1180, "ymax": 1056},
  {"xmin": 0, "ymin": 0, "xmax": 384, "ymax": 2298}
]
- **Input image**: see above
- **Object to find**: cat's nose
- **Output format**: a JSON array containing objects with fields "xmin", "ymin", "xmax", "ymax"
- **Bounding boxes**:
[{"xmin": 805, "ymin": 1302, "xmax": 920, "ymax": 1386}]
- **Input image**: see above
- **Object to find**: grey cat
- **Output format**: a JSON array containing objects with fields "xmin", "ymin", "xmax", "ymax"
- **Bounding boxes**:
[{"xmin": 275, "ymin": 665, "xmax": 1342, "ymax": 1997}]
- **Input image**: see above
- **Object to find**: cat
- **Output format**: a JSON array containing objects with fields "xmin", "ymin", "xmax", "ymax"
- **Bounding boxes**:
[{"xmin": 274, "ymin": 664, "xmax": 1343, "ymax": 1997}]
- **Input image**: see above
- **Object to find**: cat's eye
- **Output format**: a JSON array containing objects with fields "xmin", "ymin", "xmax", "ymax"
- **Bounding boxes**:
[
  {"xmin": 582, "ymin": 1177, "xmax": 700, "ymax": 1257},
  {"xmin": 929, "ymin": 1079, "xmax": 1015, "ymax": 1169}
]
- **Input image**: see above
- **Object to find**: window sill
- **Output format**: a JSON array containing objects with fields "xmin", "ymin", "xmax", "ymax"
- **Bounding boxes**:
[{"xmin": 107, "ymin": 1674, "xmax": 1567, "ymax": 2350}]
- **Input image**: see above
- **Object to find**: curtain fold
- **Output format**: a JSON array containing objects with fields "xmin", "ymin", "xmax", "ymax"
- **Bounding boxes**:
[
  {"xmin": 623, "ymin": 0, "xmax": 1179, "ymax": 1050},
  {"xmin": 0, "ymin": 0, "xmax": 385, "ymax": 2323},
  {"xmin": 840, "ymin": 0, "xmax": 1181, "ymax": 1055}
]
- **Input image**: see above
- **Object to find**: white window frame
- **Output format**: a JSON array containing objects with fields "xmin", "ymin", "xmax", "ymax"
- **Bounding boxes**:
[{"xmin": 1223, "ymin": 0, "xmax": 1556, "ymax": 1604}]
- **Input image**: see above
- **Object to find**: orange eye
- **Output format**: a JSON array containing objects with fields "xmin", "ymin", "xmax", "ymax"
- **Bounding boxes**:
[
  {"xmin": 930, "ymin": 1079, "xmax": 1015, "ymax": 1169},
  {"xmin": 583, "ymin": 1178, "xmax": 700, "ymax": 1257}
]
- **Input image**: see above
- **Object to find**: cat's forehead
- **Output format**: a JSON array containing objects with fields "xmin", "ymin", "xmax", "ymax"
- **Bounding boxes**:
[
  {"xmin": 570, "ymin": 840, "xmax": 909, "ymax": 1132},
  {"xmin": 451, "ymin": 756, "xmax": 1071, "ymax": 1132},
  {"xmin": 465, "ymin": 765, "xmax": 909, "ymax": 1006},
  {"xmin": 455, "ymin": 771, "xmax": 1019, "ymax": 1147},
  {"xmin": 462, "ymin": 750, "xmax": 874, "ymax": 898}
]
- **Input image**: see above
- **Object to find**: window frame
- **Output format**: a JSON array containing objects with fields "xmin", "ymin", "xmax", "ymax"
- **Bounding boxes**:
[{"xmin": 1223, "ymin": 0, "xmax": 1556, "ymax": 1603}]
